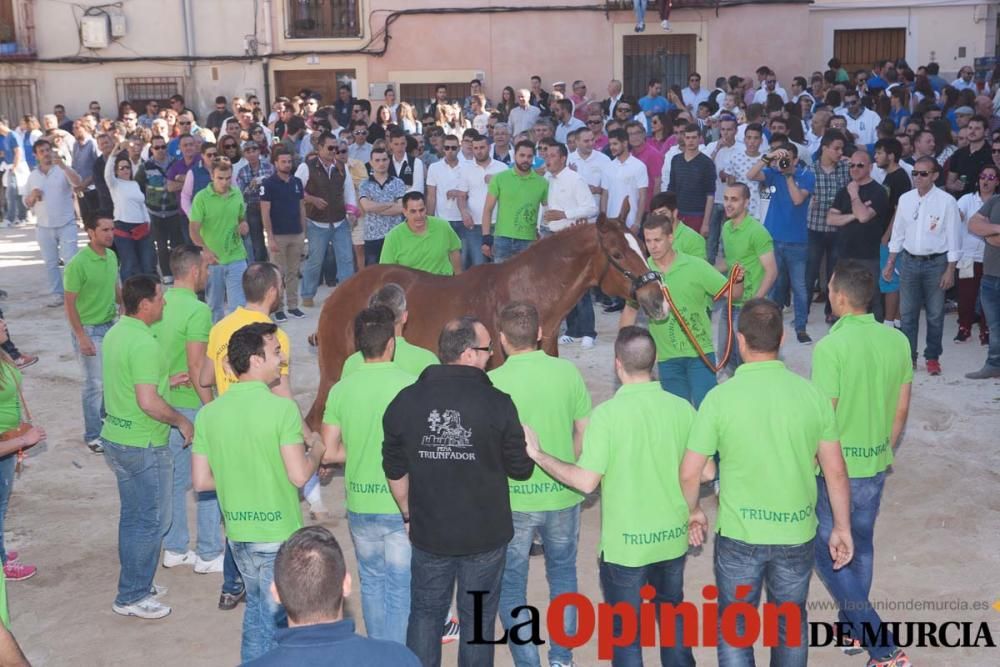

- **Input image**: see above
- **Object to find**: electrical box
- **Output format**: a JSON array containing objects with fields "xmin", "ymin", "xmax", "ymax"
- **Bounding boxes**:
[
  {"xmin": 81, "ymin": 15, "xmax": 110, "ymax": 49},
  {"xmin": 109, "ymin": 12, "xmax": 127, "ymax": 38}
]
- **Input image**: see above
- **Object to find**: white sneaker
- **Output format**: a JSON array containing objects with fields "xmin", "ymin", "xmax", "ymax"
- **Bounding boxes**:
[
  {"xmin": 558, "ymin": 335, "xmax": 576, "ymax": 344},
  {"xmin": 661, "ymin": 19, "xmax": 671, "ymax": 31},
  {"xmin": 112, "ymin": 596, "xmax": 171, "ymax": 619},
  {"xmin": 581, "ymin": 336, "xmax": 596, "ymax": 350},
  {"xmin": 194, "ymin": 553, "xmax": 224, "ymax": 574},
  {"xmin": 150, "ymin": 583, "xmax": 167, "ymax": 597},
  {"xmin": 162, "ymin": 549, "xmax": 196, "ymax": 568}
]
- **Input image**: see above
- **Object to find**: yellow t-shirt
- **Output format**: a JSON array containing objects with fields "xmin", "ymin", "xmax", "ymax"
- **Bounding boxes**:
[{"xmin": 207, "ymin": 307, "xmax": 290, "ymax": 396}]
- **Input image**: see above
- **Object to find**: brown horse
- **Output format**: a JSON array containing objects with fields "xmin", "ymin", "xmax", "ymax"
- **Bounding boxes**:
[{"xmin": 305, "ymin": 209, "xmax": 665, "ymax": 427}]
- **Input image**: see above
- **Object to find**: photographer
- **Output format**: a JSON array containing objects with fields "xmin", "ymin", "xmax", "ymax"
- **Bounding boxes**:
[{"xmin": 747, "ymin": 140, "xmax": 816, "ymax": 343}]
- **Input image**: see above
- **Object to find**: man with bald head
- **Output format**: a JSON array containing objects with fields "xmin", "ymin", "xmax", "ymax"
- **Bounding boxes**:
[{"xmin": 826, "ymin": 150, "xmax": 891, "ymax": 321}]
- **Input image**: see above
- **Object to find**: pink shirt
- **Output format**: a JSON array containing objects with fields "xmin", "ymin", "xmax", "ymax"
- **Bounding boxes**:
[
  {"xmin": 594, "ymin": 134, "xmax": 610, "ymax": 152},
  {"xmin": 630, "ymin": 142, "xmax": 665, "ymax": 203}
]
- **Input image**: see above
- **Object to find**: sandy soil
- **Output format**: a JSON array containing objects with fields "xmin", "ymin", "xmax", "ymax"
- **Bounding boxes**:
[{"xmin": 1, "ymin": 223, "xmax": 998, "ymax": 666}]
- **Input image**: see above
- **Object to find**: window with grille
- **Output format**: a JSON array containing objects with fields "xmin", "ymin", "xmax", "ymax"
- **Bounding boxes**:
[
  {"xmin": 287, "ymin": 0, "xmax": 361, "ymax": 39},
  {"xmin": 399, "ymin": 83, "xmax": 469, "ymax": 119},
  {"xmin": 0, "ymin": 78, "xmax": 37, "ymax": 123},
  {"xmin": 115, "ymin": 76, "xmax": 185, "ymax": 110}
]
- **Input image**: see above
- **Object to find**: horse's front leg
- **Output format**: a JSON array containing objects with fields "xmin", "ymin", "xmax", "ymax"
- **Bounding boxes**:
[{"xmin": 541, "ymin": 331, "xmax": 559, "ymax": 358}]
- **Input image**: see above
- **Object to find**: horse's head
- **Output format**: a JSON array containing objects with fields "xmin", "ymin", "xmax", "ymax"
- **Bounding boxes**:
[{"xmin": 594, "ymin": 201, "xmax": 668, "ymax": 320}]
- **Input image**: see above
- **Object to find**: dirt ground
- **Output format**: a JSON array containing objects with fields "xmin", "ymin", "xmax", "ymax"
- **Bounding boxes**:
[{"xmin": 1, "ymin": 223, "xmax": 998, "ymax": 666}]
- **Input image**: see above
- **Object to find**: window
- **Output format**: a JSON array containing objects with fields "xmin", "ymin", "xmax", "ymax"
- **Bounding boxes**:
[
  {"xmin": 115, "ymin": 76, "xmax": 185, "ymax": 110},
  {"xmin": 287, "ymin": 0, "xmax": 361, "ymax": 39},
  {"xmin": 399, "ymin": 83, "xmax": 469, "ymax": 118},
  {"xmin": 0, "ymin": 0, "xmax": 37, "ymax": 58},
  {"xmin": 623, "ymin": 34, "xmax": 697, "ymax": 99},
  {"xmin": 0, "ymin": 78, "xmax": 37, "ymax": 124},
  {"xmin": 833, "ymin": 29, "xmax": 906, "ymax": 76}
]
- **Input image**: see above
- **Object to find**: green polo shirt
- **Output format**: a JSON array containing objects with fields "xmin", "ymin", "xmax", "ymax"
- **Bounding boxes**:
[
  {"xmin": 323, "ymin": 362, "xmax": 416, "ymax": 514},
  {"xmin": 193, "ymin": 381, "xmax": 303, "ymax": 542},
  {"xmin": 379, "ymin": 216, "xmax": 461, "ymax": 276},
  {"xmin": 488, "ymin": 168, "xmax": 548, "ymax": 241},
  {"xmin": 342, "ymin": 336, "xmax": 438, "ymax": 379},
  {"xmin": 673, "ymin": 222, "xmax": 707, "ymax": 260},
  {"xmin": 688, "ymin": 360, "xmax": 838, "ymax": 545},
  {"xmin": 812, "ymin": 313, "xmax": 912, "ymax": 478},
  {"xmin": 0, "ymin": 364, "xmax": 23, "ymax": 433},
  {"xmin": 100, "ymin": 316, "xmax": 170, "ymax": 447},
  {"xmin": 577, "ymin": 381, "xmax": 694, "ymax": 566},
  {"xmin": 189, "ymin": 186, "xmax": 248, "ymax": 264},
  {"xmin": 646, "ymin": 254, "xmax": 727, "ymax": 361},
  {"xmin": 488, "ymin": 350, "xmax": 591, "ymax": 512},
  {"xmin": 63, "ymin": 245, "xmax": 119, "ymax": 325},
  {"xmin": 0, "ymin": 568, "xmax": 7, "ymax": 629},
  {"xmin": 151, "ymin": 287, "xmax": 212, "ymax": 410},
  {"xmin": 722, "ymin": 215, "xmax": 773, "ymax": 306}
]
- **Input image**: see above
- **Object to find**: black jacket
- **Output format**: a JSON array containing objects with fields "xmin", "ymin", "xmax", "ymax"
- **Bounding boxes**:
[{"xmin": 382, "ymin": 364, "xmax": 534, "ymax": 556}]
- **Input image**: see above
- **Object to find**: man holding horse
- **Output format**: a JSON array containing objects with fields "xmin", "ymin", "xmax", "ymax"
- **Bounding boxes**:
[
  {"xmin": 379, "ymin": 192, "xmax": 462, "ymax": 276},
  {"xmin": 620, "ymin": 213, "xmax": 743, "ymax": 408}
]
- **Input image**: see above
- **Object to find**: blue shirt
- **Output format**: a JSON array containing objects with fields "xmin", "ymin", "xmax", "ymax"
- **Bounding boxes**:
[
  {"xmin": 167, "ymin": 137, "xmax": 182, "ymax": 161},
  {"xmin": 638, "ymin": 95, "xmax": 673, "ymax": 132},
  {"xmin": 762, "ymin": 164, "xmax": 814, "ymax": 244},
  {"xmin": 259, "ymin": 173, "xmax": 304, "ymax": 235},
  {"xmin": 243, "ymin": 619, "xmax": 421, "ymax": 667}
]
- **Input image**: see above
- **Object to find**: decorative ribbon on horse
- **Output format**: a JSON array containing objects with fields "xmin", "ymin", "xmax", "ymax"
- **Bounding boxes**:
[{"xmin": 658, "ymin": 265, "xmax": 744, "ymax": 374}]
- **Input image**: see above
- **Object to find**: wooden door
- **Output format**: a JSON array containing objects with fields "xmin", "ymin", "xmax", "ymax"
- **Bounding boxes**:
[
  {"xmin": 623, "ymin": 34, "xmax": 697, "ymax": 99},
  {"xmin": 274, "ymin": 69, "xmax": 356, "ymax": 107},
  {"xmin": 834, "ymin": 28, "xmax": 906, "ymax": 76}
]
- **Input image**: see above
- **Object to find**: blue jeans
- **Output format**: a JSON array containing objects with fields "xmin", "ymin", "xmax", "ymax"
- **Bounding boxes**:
[
  {"xmin": 898, "ymin": 251, "xmax": 947, "ymax": 362},
  {"xmin": 0, "ymin": 455, "xmax": 14, "ymax": 565},
  {"xmin": 408, "ymin": 544, "xmax": 506, "ymax": 667},
  {"xmin": 163, "ymin": 407, "xmax": 223, "ymax": 561},
  {"xmin": 500, "ymin": 505, "xmax": 581, "ymax": 667},
  {"xmin": 770, "ymin": 241, "xmax": 809, "ymax": 333},
  {"xmin": 243, "ymin": 203, "xmax": 269, "ymax": 262},
  {"xmin": 449, "ymin": 221, "xmax": 486, "ymax": 268},
  {"xmin": 36, "ymin": 222, "xmax": 78, "ymax": 296},
  {"xmin": 4, "ymin": 180, "xmax": 26, "ymax": 223},
  {"xmin": 566, "ymin": 290, "xmax": 597, "ymax": 339},
  {"xmin": 980, "ymin": 275, "xmax": 1000, "ymax": 369},
  {"xmin": 707, "ymin": 203, "xmax": 724, "ymax": 265},
  {"xmin": 599, "ymin": 553, "xmax": 695, "ymax": 667},
  {"xmin": 113, "ymin": 226, "xmax": 157, "ymax": 280},
  {"xmin": 493, "ymin": 236, "xmax": 533, "ymax": 263},
  {"xmin": 658, "ymin": 353, "xmax": 716, "ymax": 408},
  {"xmin": 815, "ymin": 473, "xmax": 896, "ymax": 661},
  {"xmin": 103, "ymin": 441, "xmax": 172, "ymax": 606},
  {"xmin": 230, "ymin": 540, "xmax": 286, "ymax": 663},
  {"xmin": 302, "ymin": 220, "xmax": 354, "ymax": 298},
  {"xmin": 71, "ymin": 321, "xmax": 113, "ymax": 442},
  {"xmin": 207, "ymin": 260, "xmax": 248, "ymax": 323},
  {"xmin": 714, "ymin": 535, "xmax": 813, "ymax": 667},
  {"xmin": 718, "ymin": 305, "xmax": 743, "ymax": 370},
  {"xmin": 348, "ymin": 511, "xmax": 411, "ymax": 644}
]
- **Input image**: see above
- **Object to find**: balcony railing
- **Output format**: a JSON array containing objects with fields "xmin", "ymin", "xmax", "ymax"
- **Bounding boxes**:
[{"xmin": 286, "ymin": 0, "xmax": 361, "ymax": 39}]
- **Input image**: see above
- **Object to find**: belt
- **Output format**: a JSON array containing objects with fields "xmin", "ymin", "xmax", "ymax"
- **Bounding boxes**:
[{"xmin": 904, "ymin": 250, "xmax": 946, "ymax": 261}]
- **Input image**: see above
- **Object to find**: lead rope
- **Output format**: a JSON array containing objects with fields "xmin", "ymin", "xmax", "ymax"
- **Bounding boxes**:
[{"xmin": 658, "ymin": 265, "xmax": 743, "ymax": 374}]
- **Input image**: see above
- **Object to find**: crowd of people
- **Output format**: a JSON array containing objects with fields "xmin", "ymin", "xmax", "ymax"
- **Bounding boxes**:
[{"xmin": 0, "ymin": 54, "xmax": 997, "ymax": 666}]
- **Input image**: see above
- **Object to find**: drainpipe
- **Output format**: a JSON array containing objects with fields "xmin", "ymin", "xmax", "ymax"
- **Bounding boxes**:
[
  {"xmin": 262, "ymin": 0, "xmax": 274, "ymax": 107},
  {"xmin": 181, "ymin": 0, "xmax": 195, "ymax": 85}
]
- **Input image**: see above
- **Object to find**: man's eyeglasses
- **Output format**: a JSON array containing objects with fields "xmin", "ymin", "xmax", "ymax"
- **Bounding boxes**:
[
  {"xmin": 911, "ymin": 170, "xmax": 933, "ymax": 177},
  {"xmin": 471, "ymin": 344, "xmax": 493, "ymax": 354},
  {"xmin": 204, "ymin": 152, "xmax": 218, "ymax": 158},
  {"xmin": 337, "ymin": 149, "xmax": 349, "ymax": 155},
  {"xmin": 178, "ymin": 121, "xmax": 192, "ymax": 125},
  {"xmin": 847, "ymin": 162, "xmax": 867, "ymax": 169},
  {"xmin": 323, "ymin": 145, "xmax": 338, "ymax": 151},
  {"xmin": 353, "ymin": 130, "xmax": 368, "ymax": 136},
  {"xmin": 443, "ymin": 145, "xmax": 459, "ymax": 151},
  {"xmin": 617, "ymin": 107, "xmax": 632, "ymax": 113},
  {"xmin": 587, "ymin": 120, "xmax": 603, "ymax": 126},
  {"xmin": 151, "ymin": 145, "xmax": 166, "ymax": 151},
  {"xmin": 117, "ymin": 164, "xmax": 131, "ymax": 170}
]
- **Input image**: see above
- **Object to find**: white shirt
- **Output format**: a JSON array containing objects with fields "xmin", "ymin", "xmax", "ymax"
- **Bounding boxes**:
[
  {"xmin": 888, "ymin": 186, "xmax": 961, "ymax": 261},
  {"xmin": 957, "ymin": 192, "xmax": 986, "ymax": 263},
  {"xmin": 426, "ymin": 159, "xmax": 468, "ymax": 221},
  {"xmin": 703, "ymin": 141, "xmax": 735, "ymax": 201},
  {"xmin": 604, "ymin": 155, "xmax": 648, "ymax": 230},
  {"xmin": 294, "ymin": 159, "xmax": 359, "ymax": 227},
  {"xmin": 460, "ymin": 158, "xmax": 507, "ymax": 225},
  {"xmin": 540, "ymin": 166, "xmax": 598, "ymax": 232},
  {"xmin": 508, "ymin": 105, "xmax": 542, "ymax": 137},
  {"xmin": 951, "ymin": 78, "xmax": 977, "ymax": 92},
  {"xmin": 554, "ymin": 117, "xmax": 585, "ymax": 145},
  {"xmin": 682, "ymin": 87, "xmax": 710, "ymax": 112},
  {"xmin": 752, "ymin": 85, "xmax": 789, "ymax": 105},
  {"xmin": 391, "ymin": 155, "xmax": 425, "ymax": 194},
  {"xmin": 844, "ymin": 108, "xmax": 882, "ymax": 146},
  {"xmin": 104, "ymin": 157, "xmax": 150, "ymax": 224},
  {"xmin": 24, "ymin": 164, "xmax": 77, "ymax": 228},
  {"xmin": 569, "ymin": 149, "xmax": 611, "ymax": 208}
]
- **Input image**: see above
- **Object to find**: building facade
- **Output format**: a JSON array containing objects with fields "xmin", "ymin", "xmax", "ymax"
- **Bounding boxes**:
[{"xmin": 0, "ymin": 0, "xmax": 996, "ymax": 122}]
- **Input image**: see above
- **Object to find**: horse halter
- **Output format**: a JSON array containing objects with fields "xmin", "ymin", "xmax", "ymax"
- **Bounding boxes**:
[{"xmin": 596, "ymin": 226, "xmax": 662, "ymax": 299}]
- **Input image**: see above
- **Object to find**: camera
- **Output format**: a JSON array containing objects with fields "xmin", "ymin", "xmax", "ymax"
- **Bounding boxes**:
[{"xmin": 777, "ymin": 157, "xmax": 791, "ymax": 170}]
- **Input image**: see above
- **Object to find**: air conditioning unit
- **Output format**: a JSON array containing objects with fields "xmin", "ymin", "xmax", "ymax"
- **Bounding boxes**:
[
  {"xmin": 369, "ymin": 82, "xmax": 398, "ymax": 99},
  {"xmin": 81, "ymin": 15, "xmax": 110, "ymax": 48}
]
